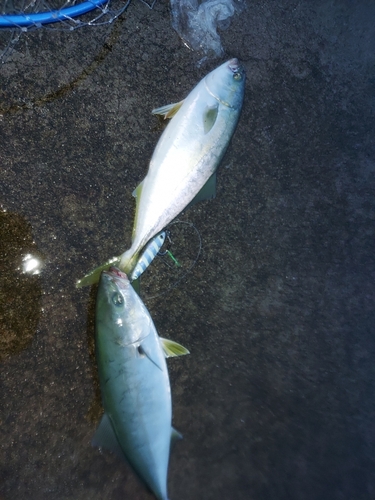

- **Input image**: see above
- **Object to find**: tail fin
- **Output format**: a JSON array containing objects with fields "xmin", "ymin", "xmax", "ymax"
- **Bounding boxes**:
[
  {"xmin": 76, "ymin": 248, "xmax": 140, "ymax": 289},
  {"xmin": 76, "ymin": 256, "xmax": 121, "ymax": 288}
]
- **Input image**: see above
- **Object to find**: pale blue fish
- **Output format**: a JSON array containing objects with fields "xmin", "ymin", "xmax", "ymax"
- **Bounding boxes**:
[
  {"xmin": 77, "ymin": 58, "xmax": 245, "ymax": 287},
  {"xmin": 92, "ymin": 267, "xmax": 189, "ymax": 500}
]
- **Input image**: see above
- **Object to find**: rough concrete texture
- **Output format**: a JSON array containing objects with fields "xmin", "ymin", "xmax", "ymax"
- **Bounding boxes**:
[{"xmin": 1, "ymin": 1, "xmax": 375, "ymax": 499}]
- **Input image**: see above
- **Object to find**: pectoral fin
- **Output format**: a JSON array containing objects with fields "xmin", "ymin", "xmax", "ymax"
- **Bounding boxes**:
[
  {"xmin": 138, "ymin": 342, "xmax": 164, "ymax": 371},
  {"xmin": 160, "ymin": 337, "xmax": 190, "ymax": 358},
  {"xmin": 203, "ymin": 104, "xmax": 219, "ymax": 134},
  {"xmin": 92, "ymin": 413, "xmax": 127, "ymax": 462},
  {"xmin": 76, "ymin": 256, "xmax": 121, "ymax": 288},
  {"xmin": 152, "ymin": 100, "xmax": 185, "ymax": 120}
]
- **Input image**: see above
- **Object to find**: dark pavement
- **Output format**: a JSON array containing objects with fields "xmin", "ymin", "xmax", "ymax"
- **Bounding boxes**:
[{"xmin": 1, "ymin": 2, "xmax": 375, "ymax": 499}]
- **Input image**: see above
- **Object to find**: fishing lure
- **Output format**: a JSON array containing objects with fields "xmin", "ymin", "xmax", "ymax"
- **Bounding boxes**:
[{"xmin": 130, "ymin": 231, "xmax": 167, "ymax": 282}]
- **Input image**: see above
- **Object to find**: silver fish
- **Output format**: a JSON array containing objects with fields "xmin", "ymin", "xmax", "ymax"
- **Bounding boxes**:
[
  {"xmin": 77, "ymin": 58, "xmax": 245, "ymax": 287},
  {"xmin": 92, "ymin": 267, "xmax": 188, "ymax": 500}
]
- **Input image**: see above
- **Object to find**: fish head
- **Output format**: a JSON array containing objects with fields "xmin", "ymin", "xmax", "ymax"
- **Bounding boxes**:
[
  {"xmin": 96, "ymin": 267, "xmax": 150, "ymax": 346},
  {"xmin": 204, "ymin": 58, "xmax": 245, "ymax": 109}
]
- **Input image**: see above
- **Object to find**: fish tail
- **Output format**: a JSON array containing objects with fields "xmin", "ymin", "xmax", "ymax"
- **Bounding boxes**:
[
  {"xmin": 76, "ymin": 247, "xmax": 140, "ymax": 289},
  {"xmin": 76, "ymin": 255, "xmax": 121, "ymax": 288}
]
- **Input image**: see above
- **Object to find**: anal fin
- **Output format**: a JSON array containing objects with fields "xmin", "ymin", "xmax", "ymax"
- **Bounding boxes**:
[
  {"xmin": 92, "ymin": 413, "xmax": 127, "ymax": 462},
  {"xmin": 186, "ymin": 172, "xmax": 217, "ymax": 210}
]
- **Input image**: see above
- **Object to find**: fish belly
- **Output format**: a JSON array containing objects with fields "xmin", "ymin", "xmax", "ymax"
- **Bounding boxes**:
[
  {"xmin": 132, "ymin": 99, "xmax": 225, "ymax": 251},
  {"xmin": 99, "ymin": 336, "xmax": 171, "ymax": 499}
]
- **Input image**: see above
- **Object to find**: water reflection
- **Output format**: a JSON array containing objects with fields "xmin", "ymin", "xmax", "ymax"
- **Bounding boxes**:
[
  {"xmin": 0, "ymin": 210, "xmax": 43, "ymax": 360},
  {"xmin": 21, "ymin": 253, "xmax": 44, "ymax": 275}
]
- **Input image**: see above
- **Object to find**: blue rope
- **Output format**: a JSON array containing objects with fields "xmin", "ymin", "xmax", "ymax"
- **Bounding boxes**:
[{"xmin": 0, "ymin": 0, "xmax": 109, "ymax": 28}]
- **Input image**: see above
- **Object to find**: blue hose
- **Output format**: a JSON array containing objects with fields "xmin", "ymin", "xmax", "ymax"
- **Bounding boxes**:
[{"xmin": 0, "ymin": 0, "xmax": 109, "ymax": 28}]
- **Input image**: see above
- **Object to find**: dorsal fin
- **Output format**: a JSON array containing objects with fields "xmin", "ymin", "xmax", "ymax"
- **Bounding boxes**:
[
  {"xmin": 152, "ymin": 100, "xmax": 185, "ymax": 120},
  {"xmin": 131, "ymin": 180, "xmax": 144, "ymax": 241},
  {"xmin": 170, "ymin": 427, "xmax": 183, "ymax": 451}
]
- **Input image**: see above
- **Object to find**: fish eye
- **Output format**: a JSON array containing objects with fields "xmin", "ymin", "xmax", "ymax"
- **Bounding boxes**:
[
  {"xmin": 233, "ymin": 72, "xmax": 242, "ymax": 81},
  {"xmin": 111, "ymin": 292, "xmax": 124, "ymax": 307}
]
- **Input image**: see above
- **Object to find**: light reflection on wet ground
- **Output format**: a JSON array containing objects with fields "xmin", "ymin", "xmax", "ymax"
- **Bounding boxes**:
[{"xmin": 0, "ymin": 210, "xmax": 42, "ymax": 360}]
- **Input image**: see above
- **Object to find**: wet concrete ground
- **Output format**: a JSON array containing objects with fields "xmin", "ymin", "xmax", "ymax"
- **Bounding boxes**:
[{"xmin": 1, "ymin": 1, "xmax": 375, "ymax": 499}]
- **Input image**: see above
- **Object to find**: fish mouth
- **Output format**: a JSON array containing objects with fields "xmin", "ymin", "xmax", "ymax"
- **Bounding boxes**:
[
  {"xmin": 103, "ymin": 266, "xmax": 129, "ymax": 283},
  {"xmin": 228, "ymin": 58, "xmax": 243, "ymax": 75},
  {"xmin": 228, "ymin": 58, "xmax": 239, "ymax": 69}
]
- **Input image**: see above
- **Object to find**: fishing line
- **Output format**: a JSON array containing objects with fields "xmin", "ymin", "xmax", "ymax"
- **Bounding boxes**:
[
  {"xmin": 156, "ymin": 231, "xmax": 181, "ymax": 268},
  {"xmin": 0, "ymin": 0, "xmax": 155, "ymax": 62},
  {"xmin": 143, "ymin": 220, "xmax": 202, "ymax": 301}
]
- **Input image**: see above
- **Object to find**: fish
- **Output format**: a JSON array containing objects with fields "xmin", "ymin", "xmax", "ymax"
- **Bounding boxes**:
[
  {"xmin": 77, "ymin": 58, "xmax": 245, "ymax": 287},
  {"xmin": 92, "ymin": 267, "xmax": 189, "ymax": 500}
]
